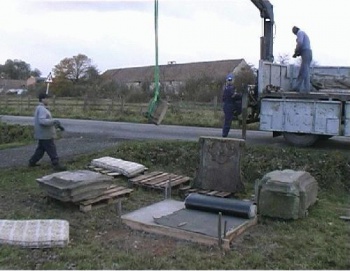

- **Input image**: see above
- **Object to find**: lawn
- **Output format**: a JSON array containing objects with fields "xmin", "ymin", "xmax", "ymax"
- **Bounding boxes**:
[{"xmin": 0, "ymin": 135, "xmax": 349, "ymax": 269}]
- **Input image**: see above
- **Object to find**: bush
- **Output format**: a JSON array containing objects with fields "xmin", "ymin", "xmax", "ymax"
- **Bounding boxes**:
[{"xmin": 0, "ymin": 122, "xmax": 34, "ymax": 144}]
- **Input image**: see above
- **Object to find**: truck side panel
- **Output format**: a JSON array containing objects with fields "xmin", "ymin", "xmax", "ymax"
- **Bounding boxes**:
[
  {"xmin": 258, "ymin": 61, "xmax": 291, "ymax": 93},
  {"xmin": 258, "ymin": 60, "xmax": 350, "ymax": 94},
  {"xmin": 344, "ymin": 102, "xmax": 350, "ymax": 136},
  {"xmin": 260, "ymin": 99, "xmax": 342, "ymax": 135}
]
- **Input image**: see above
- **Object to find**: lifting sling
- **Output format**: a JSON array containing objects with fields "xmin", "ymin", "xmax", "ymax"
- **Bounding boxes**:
[{"xmin": 147, "ymin": 0, "xmax": 168, "ymax": 125}]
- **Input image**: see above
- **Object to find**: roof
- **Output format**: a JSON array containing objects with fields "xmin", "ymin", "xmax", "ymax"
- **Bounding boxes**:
[
  {"xmin": 0, "ymin": 79, "xmax": 26, "ymax": 90},
  {"xmin": 102, "ymin": 59, "xmax": 246, "ymax": 83}
]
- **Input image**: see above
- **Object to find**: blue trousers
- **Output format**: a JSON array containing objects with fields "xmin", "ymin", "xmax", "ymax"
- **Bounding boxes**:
[
  {"xmin": 294, "ymin": 49, "xmax": 312, "ymax": 93},
  {"xmin": 222, "ymin": 102, "xmax": 241, "ymax": 137},
  {"xmin": 29, "ymin": 139, "xmax": 59, "ymax": 166}
]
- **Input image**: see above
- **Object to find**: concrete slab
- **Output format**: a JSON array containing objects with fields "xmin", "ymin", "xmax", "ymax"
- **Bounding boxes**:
[
  {"xmin": 121, "ymin": 199, "xmax": 257, "ymax": 249},
  {"xmin": 122, "ymin": 199, "xmax": 185, "ymax": 224}
]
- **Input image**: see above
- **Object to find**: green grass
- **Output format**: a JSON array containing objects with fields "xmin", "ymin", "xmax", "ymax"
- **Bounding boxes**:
[
  {"xmin": 0, "ymin": 97, "xmax": 259, "ymax": 129},
  {"xmin": 0, "ymin": 140, "xmax": 349, "ymax": 269}
]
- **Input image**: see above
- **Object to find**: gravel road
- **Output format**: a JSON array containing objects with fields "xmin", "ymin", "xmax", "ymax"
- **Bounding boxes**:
[{"xmin": 0, "ymin": 132, "xmax": 123, "ymax": 169}]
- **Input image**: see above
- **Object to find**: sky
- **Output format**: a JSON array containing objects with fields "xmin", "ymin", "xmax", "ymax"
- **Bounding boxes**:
[{"xmin": 1, "ymin": 0, "xmax": 349, "ymax": 77}]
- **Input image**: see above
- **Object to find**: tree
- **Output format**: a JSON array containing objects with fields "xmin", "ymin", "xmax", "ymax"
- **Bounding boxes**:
[
  {"xmin": 30, "ymin": 68, "xmax": 42, "ymax": 77},
  {"xmin": 276, "ymin": 53, "xmax": 291, "ymax": 65},
  {"xmin": 0, "ymin": 59, "xmax": 31, "ymax": 79},
  {"xmin": 233, "ymin": 65, "xmax": 256, "ymax": 93},
  {"xmin": 53, "ymin": 54, "xmax": 98, "ymax": 82}
]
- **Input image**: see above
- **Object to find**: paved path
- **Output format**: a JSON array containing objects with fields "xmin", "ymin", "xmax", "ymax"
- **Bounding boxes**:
[
  {"xmin": 0, "ymin": 132, "xmax": 121, "ymax": 169},
  {"xmin": 1, "ymin": 115, "xmax": 350, "ymax": 169}
]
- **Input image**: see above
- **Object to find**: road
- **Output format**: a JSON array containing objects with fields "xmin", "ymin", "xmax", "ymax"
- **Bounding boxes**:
[
  {"xmin": 1, "ymin": 115, "xmax": 289, "ymax": 145},
  {"xmin": 1, "ymin": 115, "xmax": 350, "ymax": 169}
]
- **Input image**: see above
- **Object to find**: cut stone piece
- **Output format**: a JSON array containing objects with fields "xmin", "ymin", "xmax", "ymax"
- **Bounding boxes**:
[
  {"xmin": 0, "ymin": 219, "xmax": 69, "ymax": 248},
  {"xmin": 193, "ymin": 137, "xmax": 245, "ymax": 193},
  {"xmin": 255, "ymin": 169, "xmax": 318, "ymax": 219},
  {"xmin": 91, "ymin": 156, "xmax": 147, "ymax": 177}
]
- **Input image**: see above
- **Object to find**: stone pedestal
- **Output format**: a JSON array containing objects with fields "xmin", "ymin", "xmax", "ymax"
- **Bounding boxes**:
[
  {"xmin": 193, "ymin": 137, "xmax": 245, "ymax": 193},
  {"xmin": 255, "ymin": 169, "xmax": 318, "ymax": 219}
]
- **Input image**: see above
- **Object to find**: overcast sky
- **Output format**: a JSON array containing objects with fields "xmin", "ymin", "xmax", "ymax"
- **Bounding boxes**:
[{"xmin": 1, "ymin": 0, "xmax": 349, "ymax": 77}]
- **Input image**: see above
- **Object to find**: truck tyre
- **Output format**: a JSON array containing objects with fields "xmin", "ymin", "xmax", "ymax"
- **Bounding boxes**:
[
  {"xmin": 319, "ymin": 135, "xmax": 333, "ymax": 140},
  {"xmin": 282, "ymin": 132, "xmax": 319, "ymax": 147}
]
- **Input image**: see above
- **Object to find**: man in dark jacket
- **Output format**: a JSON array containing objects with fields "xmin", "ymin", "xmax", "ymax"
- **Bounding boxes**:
[
  {"xmin": 222, "ymin": 74, "xmax": 242, "ymax": 137},
  {"xmin": 28, "ymin": 93, "xmax": 66, "ymax": 171}
]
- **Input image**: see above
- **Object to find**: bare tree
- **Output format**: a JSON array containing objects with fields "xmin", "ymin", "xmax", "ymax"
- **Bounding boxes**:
[{"xmin": 276, "ymin": 53, "xmax": 291, "ymax": 65}]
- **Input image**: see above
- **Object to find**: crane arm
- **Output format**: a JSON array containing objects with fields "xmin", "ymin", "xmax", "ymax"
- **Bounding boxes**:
[{"xmin": 250, "ymin": 0, "xmax": 274, "ymax": 62}]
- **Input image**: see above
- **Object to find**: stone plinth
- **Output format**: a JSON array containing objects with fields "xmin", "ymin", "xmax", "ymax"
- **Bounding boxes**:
[
  {"xmin": 193, "ymin": 137, "xmax": 245, "ymax": 193},
  {"xmin": 255, "ymin": 169, "xmax": 318, "ymax": 219}
]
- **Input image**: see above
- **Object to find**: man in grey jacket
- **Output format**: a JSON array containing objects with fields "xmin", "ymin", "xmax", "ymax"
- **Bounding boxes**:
[
  {"xmin": 292, "ymin": 26, "xmax": 313, "ymax": 93},
  {"xmin": 28, "ymin": 93, "xmax": 66, "ymax": 171}
]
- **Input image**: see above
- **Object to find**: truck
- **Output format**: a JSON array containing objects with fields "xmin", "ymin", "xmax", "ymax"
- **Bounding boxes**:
[{"xmin": 249, "ymin": 0, "xmax": 350, "ymax": 147}]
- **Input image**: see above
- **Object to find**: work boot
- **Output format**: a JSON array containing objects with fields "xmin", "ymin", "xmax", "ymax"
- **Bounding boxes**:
[
  {"xmin": 28, "ymin": 161, "xmax": 40, "ymax": 167},
  {"xmin": 52, "ymin": 164, "xmax": 67, "ymax": 171}
]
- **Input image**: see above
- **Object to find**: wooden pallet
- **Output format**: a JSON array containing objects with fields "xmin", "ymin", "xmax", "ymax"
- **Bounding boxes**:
[
  {"xmin": 128, "ymin": 171, "xmax": 191, "ymax": 191},
  {"xmin": 79, "ymin": 185, "xmax": 133, "ymax": 212},
  {"xmin": 86, "ymin": 165, "xmax": 122, "ymax": 177},
  {"xmin": 178, "ymin": 185, "xmax": 232, "ymax": 199}
]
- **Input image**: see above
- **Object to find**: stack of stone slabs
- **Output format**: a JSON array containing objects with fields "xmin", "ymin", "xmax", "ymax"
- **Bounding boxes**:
[
  {"xmin": 36, "ymin": 170, "xmax": 114, "ymax": 202},
  {"xmin": 91, "ymin": 156, "xmax": 147, "ymax": 178}
]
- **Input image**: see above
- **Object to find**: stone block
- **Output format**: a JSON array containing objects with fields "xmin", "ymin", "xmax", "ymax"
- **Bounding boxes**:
[
  {"xmin": 255, "ymin": 169, "xmax": 318, "ymax": 219},
  {"xmin": 193, "ymin": 136, "xmax": 245, "ymax": 193}
]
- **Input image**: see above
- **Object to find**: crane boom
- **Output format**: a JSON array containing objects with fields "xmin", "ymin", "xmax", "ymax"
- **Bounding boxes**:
[{"xmin": 250, "ymin": 0, "xmax": 274, "ymax": 62}]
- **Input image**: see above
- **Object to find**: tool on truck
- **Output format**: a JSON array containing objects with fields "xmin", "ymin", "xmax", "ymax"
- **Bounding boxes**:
[{"xmin": 248, "ymin": 0, "xmax": 350, "ymax": 147}]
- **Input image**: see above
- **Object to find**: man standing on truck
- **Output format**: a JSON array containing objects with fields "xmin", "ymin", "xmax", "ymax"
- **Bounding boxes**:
[
  {"xmin": 222, "ymin": 74, "xmax": 242, "ymax": 137},
  {"xmin": 292, "ymin": 26, "xmax": 313, "ymax": 93}
]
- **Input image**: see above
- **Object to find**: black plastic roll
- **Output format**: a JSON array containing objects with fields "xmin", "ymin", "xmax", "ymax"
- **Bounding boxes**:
[{"xmin": 184, "ymin": 193, "xmax": 256, "ymax": 219}]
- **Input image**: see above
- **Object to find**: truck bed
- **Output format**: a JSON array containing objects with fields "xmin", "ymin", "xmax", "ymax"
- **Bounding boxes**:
[{"xmin": 260, "ymin": 90, "xmax": 350, "ymax": 102}]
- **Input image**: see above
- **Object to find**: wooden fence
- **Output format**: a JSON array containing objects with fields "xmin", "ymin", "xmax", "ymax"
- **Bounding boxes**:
[{"xmin": 0, "ymin": 95, "xmax": 222, "ymax": 122}]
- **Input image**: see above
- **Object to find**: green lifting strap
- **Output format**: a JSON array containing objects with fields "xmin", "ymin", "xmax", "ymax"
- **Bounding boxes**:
[{"xmin": 147, "ymin": 0, "xmax": 159, "ymax": 118}]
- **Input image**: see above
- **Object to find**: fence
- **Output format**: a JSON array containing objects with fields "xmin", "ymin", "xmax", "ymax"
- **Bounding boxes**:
[{"xmin": 0, "ymin": 95, "xmax": 223, "ymax": 126}]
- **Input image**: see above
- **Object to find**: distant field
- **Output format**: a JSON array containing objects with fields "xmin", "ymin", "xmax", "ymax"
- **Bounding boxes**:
[{"xmin": 0, "ymin": 95, "xmax": 259, "ymax": 129}]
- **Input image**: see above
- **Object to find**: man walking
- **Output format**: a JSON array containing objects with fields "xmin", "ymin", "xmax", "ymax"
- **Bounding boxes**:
[
  {"xmin": 29, "ymin": 93, "xmax": 66, "ymax": 171},
  {"xmin": 292, "ymin": 26, "xmax": 313, "ymax": 93}
]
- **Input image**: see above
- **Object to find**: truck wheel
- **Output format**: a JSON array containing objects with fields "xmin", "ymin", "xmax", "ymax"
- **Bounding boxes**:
[
  {"xmin": 318, "ymin": 135, "xmax": 333, "ymax": 140},
  {"xmin": 282, "ymin": 132, "xmax": 319, "ymax": 147}
]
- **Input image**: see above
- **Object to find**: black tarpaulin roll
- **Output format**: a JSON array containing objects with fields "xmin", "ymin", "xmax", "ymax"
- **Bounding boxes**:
[{"xmin": 184, "ymin": 193, "xmax": 256, "ymax": 219}]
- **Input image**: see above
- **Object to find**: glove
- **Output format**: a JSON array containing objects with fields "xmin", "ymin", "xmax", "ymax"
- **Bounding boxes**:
[
  {"xmin": 54, "ymin": 120, "xmax": 65, "ymax": 131},
  {"xmin": 293, "ymin": 49, "xmax": 301, "ymax": 58}
]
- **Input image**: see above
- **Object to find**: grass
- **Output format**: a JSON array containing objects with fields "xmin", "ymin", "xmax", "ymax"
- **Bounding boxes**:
[
  {"xmin": 0, "ymin": 96, "xmax": 260, "ymax": 129},
  {"xmin": 0, "ymin": 138, "xmax": 349, "ymax": 269}
]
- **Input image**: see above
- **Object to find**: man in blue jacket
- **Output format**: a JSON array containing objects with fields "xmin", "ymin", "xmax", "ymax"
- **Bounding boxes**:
[
  {"xmin": 222, "ymin": 74, "xmax": 242, "ymax": 137},
  {"xmin": 292, "ymin": 26, "xmax": 313, "ymax": 93},
  {"xmin": 28, "ymin": 93, "xmax": 66, "ymax": 171}
]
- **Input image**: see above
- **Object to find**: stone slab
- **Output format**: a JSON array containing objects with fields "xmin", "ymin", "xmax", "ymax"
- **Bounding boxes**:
[
  {"xmin": 193, "ymin": 137, "xmax": 245, "ymax": 193},
  {"xmin": 0, "ymin": 219, "xmax": 69, "ymax": 248}
]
